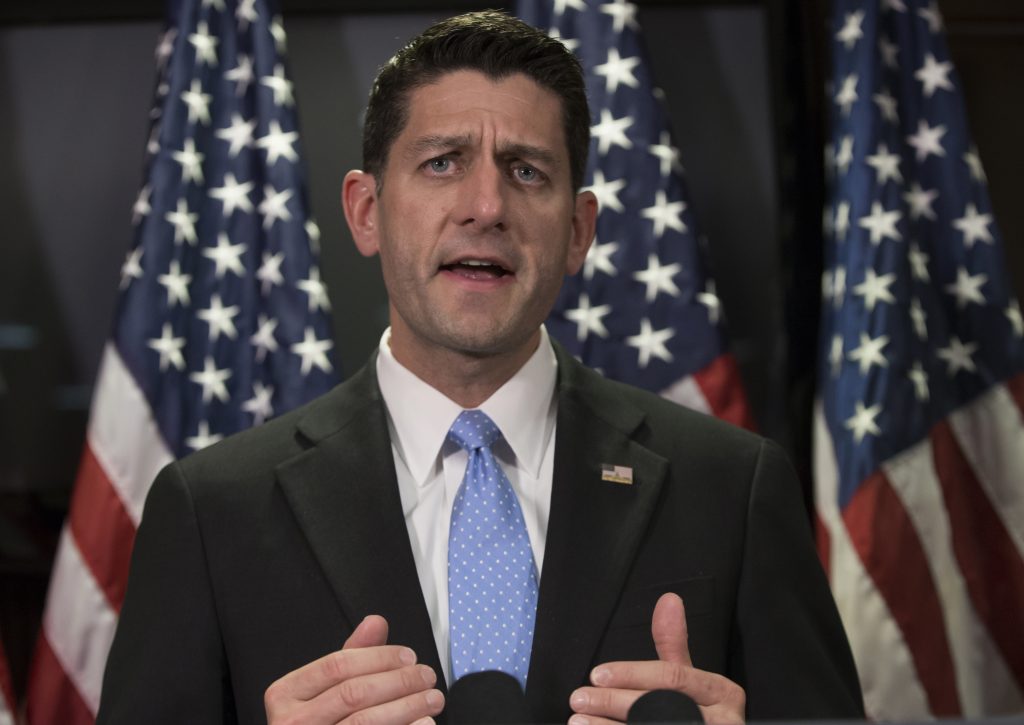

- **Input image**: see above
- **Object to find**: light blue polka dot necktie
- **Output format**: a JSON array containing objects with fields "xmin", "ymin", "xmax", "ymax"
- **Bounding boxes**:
[{"xmin": 447, "ymin": 410, "xmax": 538, "ymax": 689}]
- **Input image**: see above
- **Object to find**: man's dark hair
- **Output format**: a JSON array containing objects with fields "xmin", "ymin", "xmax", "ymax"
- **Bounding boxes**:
[{"xmin": 363, "ymin": 10, "xmax": 590, "ymax": 191}]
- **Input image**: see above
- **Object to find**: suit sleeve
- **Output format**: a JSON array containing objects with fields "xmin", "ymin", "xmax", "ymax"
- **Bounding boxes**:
[
  {"xmin": 97, "ymin": 461, "xmax": 235, "ymax": 724},
  {"xmin": 732, "ymin": 439, "xmax": 865, "ymax": 719}
]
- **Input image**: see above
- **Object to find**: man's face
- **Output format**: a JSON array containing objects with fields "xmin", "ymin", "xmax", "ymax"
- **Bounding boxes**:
[{"xmin": 347, "ymin": 70, "xmax": 595, "ymax": 370}]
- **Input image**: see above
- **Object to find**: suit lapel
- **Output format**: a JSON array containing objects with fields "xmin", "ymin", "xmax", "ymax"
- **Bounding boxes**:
[
  {"xmin": 275, "ymin": 362, "xmax": 446, "ymax": 688},
  {"xmin": 526, "ymin": 349, "xmax": 668, "ymax": 718}
]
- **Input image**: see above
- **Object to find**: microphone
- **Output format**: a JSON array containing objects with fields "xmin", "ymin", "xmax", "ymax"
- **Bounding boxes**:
[
  {"xmin": 445, "ymin": 670, "xmax": 531, "ymax": 724},
  {"xmin": 627, "ymin": 689, "xmax": 703, "ymax": 723}
]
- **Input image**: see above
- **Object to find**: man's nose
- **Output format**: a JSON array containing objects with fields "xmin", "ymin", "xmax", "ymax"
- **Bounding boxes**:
[{"xmin": 456, "ymin": 159, "xmax": 507, "ymax": 231}]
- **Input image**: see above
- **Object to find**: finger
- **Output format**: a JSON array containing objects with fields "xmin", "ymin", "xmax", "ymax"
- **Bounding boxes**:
[
  {"xmin": 699, "ymin": 702, "xmax": 746, "ymax": 725},
  {"xmin": 268, "ymin": 645, "xmax": 417, "ymax": 702},
  {"xmin": 344, "ymin": 615, "xmax": 390, "ymax": 650},
  {"xmin": 570, "ymin": 685, "xmax": 643, "ymax": 722},
  {"xmin": 305, "ymin": 664, "xmax": 438, "ymax": 722},
  {"xmin": 567, "ymin": 715, "xmax": 621, "ymax": 725},
  {"xmin": 651, "ymin": 593, "xmax": 691, "ymax": 667},
  {"xmin": 589, "ymin": 661, "xmax": 737, "ymax": 708},
  {"xmin": 336, "ymin": 686, "xmax": 444, "ymax": 725}
]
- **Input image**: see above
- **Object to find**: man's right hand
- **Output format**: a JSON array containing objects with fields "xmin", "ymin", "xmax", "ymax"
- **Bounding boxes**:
[{"xmin": 264, "ymin": 615, "xmax": 445, "ymax": 725}]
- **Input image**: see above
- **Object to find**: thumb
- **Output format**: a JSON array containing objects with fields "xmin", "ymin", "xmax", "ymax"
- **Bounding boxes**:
[
  {"xmin": 342, "ymin": 614, "xmax": 389, "ymax": 650},
  {"xmin": 651, "ymin": 593, "xmax": 692, "ymax": 667}
]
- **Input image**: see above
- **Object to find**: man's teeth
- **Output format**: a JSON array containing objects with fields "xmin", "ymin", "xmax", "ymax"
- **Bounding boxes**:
[{"xmin": 446, "ymin": 259, "xmax": 509, "ymax": 277}]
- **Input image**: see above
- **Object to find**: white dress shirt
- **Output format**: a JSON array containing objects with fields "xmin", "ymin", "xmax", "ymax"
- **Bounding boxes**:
[{"xmin": 376, "ymin": 327, "xmax": 559, "ymax": 685}]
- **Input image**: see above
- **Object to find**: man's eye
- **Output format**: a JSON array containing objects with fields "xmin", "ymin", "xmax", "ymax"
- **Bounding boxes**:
[
  {"xmin": 428, "ymin": 158, "xmax": 451, "ymax": 173},
  {"xmin": 514, "ymin": 165, "xmax": 539, "ymax": 182}
]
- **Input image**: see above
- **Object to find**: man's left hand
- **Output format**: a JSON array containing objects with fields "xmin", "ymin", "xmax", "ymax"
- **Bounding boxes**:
[{"xmin": 568, "ymin": 593, "xmax": 745, "ymax": 725}]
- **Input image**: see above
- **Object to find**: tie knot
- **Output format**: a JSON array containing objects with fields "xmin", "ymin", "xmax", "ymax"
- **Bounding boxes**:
[{"xmin": 447, "ymin": 410, "xmax": 501, "ymax": 452}]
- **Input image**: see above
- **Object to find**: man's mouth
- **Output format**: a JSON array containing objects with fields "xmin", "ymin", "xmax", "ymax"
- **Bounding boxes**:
[{"xmin": 440, "ymin": 259, "xmax": 512, "ymax": 280}]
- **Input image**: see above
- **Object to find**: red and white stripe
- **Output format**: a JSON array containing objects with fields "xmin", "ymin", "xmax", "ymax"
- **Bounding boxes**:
[
  {"xmin": 0, "ymin": 631, "xmax": 17, "ymax": 725},
  {"xmin": 814, "ymin": 375, "xmax": 1024, "ymax": 719},
  {"xmin": 662, "ymin": 353, "xmax": 756, "ymax": 430},
  {"xmin": 0, "ymin": 688, "xmax": 14, "ymax": 725},
  {"xmin": 26, "ymin": 344, "xmax": 173, "ymax": 724}
]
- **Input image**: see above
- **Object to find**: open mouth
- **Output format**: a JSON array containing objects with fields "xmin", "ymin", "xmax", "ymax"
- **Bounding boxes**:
[{"xmin": 440, "ymin": 259, "xmax": 512, "ymax": 280}]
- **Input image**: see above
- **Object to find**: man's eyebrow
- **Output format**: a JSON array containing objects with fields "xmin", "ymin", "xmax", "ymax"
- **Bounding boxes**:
[
  {"xmin": 497, "ymin": 142, "xmax": 561, "ymax": 168},
  {"xmin": 404, "ymin": 134, "xmax": 472, "ymax": 158},
  {"xmin": 403, "ymin": 136, "xmax": 561, "ymax": 167}
]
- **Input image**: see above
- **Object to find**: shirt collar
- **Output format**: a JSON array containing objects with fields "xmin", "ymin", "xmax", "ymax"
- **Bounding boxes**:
[{"xmin": 376, "ymin": 327, "xmax": 558, "ymax": 486}]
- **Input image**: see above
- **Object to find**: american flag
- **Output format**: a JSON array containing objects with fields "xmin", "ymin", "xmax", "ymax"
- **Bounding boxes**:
[
  {"xmin": 25, "ymin": 1, "xmax": 338, "ymax": 722},
  {"xmin": 815, "ymin": 0, "xmax": 1024, "ymax": 718},
  {"xmin": 516, "ymin": 0, "xmax": 753, "ymax": 429}
]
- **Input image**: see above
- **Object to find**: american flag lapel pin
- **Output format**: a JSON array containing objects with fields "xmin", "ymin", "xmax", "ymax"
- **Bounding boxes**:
[{"xmin": 601, "ymin": 463, "xmax": 634, "ymax": 485}]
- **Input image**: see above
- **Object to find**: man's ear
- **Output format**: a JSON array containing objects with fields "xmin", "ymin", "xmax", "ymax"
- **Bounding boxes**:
[
  {"xmin": 566, "ymin": 189, "xmax": 598, "ymax": 275},
  {"xmin": 342, "ymin": 170, "xmax": 380, "ymax": 257}
]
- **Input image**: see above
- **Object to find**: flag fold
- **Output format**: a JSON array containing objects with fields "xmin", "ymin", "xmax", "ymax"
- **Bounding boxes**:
[
  {"xmin": 26, "ymin": 1, "xmax": 338, "ymax": 721},
  {"xmin": 816, "ymin": 0, "xmax": 1024, "ymax": 718}
]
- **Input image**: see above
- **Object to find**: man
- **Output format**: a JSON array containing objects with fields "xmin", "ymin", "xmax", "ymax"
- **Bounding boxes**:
[{"xmin": 99, "ymin": 11, "xmax": 863, "ymax": 724}]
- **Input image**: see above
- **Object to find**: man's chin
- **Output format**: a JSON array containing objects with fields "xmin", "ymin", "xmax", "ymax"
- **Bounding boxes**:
[
  {"xmin": 426, "ymin": 322, "xmax": 541, "ymax": 361},
  {"xmin": 442, "ymin": 331, "xmax": 533, "ymax": 359},
  {"xmin": 389, "ymin": 300, "xmax": 544, "ymax": 358}
]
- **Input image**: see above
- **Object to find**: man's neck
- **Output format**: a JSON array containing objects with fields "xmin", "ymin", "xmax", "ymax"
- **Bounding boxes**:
[{"xmin": 387, "ymin": 330, "xmax": 542, "ymax": 409}]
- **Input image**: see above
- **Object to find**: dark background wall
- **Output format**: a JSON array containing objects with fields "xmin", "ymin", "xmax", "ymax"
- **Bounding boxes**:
[{"xmin": 0, "ymin": 0, "xmax": 1021, "ymax": 700}]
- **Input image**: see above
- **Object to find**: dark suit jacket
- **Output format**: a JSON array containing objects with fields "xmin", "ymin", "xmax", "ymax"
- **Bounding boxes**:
[{"xmin": 98, "ymin": 347, "xmax": 864, "ymax": 723}]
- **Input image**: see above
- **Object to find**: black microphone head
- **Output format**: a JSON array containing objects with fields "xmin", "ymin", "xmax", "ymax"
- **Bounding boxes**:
[
  {"xmin": 627, "ymin": 689, "xmax": 703, "ymax": 724},
  {"xmin": 446, "ymin": 670, "xmax": 531, "ymax": 724}
]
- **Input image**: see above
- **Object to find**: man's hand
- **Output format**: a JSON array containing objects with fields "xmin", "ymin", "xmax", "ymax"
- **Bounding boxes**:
[
  {"xmin": 264, "ymin": 614, "xmax": 445, "ymax": 725},
  {"xmin": 568, "ymin": 593, "xmax": 745, "ymax": 725}
]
